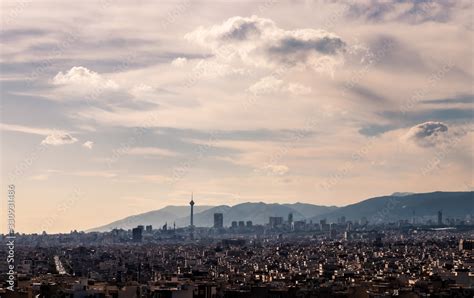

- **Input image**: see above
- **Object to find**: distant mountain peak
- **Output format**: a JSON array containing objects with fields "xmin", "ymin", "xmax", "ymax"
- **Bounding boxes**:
[{"xmin": 391, "ymin": 192, "xmax": 415, "ymax": 197}]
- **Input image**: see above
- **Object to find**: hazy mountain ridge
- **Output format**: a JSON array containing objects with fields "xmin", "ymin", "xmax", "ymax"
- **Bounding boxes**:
[
  {"xmin": 159, "ymin": 205, "xmax": 215, "ymax": 218},
  {"xmin": 310, "ymin": 191, "xmax": 473, "ymax": 223},
  {"xmin": 89, "ymin": 191, "xmax": 473, "ymax": 232},
  {"xmin": 283, "ymin": 202, "xmax": 338, "ymax": 218}
]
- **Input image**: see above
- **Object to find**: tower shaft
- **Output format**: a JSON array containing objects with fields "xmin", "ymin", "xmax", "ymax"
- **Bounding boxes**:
[{"xmin": 190, "ymin": 193, "xmax": 195, "ymax": 227}]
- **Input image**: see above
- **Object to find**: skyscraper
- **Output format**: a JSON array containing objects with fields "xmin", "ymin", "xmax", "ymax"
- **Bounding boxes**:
[
  {"xmin": 214, "ymin": 213, "xmax": 223, "ymax": 229},
  {"xmin": 132, "ymin": 226, "xmax": 143, "ymax": 242},
  {"xmin": 269, "ymin": 217, "xmax": 283, "ymax": 228},
  {"xmin": 438, "ymin": 210, "xmax": 443, "ymax": 225},
  {"xmin": 190, "ymin": 193, "xmax": 195, "ymax": 227}
]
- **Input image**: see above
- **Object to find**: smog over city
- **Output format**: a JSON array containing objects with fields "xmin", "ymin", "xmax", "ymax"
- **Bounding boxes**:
[{"xmin": 0, "ymin": 0, "xmax": 473, "ymax": 297}]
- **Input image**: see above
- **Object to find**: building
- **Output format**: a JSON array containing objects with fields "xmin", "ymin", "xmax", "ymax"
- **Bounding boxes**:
[
  {"xmin": 269, "ymin": 217, "xmax": 283, "ymax": 228},
  {"xmin": 288, "ymin": 213, "xmax": 293, "ymax": 224},
  {"xmin": 459, "ymin": 239, "xmax": 474, "ymax": 251},
  {"xmin": 246, "ymin": 221, "xmax": 253, "ymax": 227},
  {"xmin": 238, "ymin": 221, "xmax": 245, "ymax": 228},
  {"xmin": 294, "ymin": 220, "xmax": 306, "ymax": 231},
  {"xmin": 438, "ymin": 210, "xmax": 443, "ymax": 225},
  {"xmin": 145, "ymin": 225, "xmax": 152, "ymax": 233},
  {"xmin": 190, "ymin": 193, "xmax": 195, "ymax": 227},
  {"xmin": 231, "ymin": 221, "xmax": 238, "ymax": 228},
  {"xmin": 214, "ymin": 213, "xmax": 223, "ymax": 229},
  {"xmin": 132, "ymin": 226, "xmax": 143, "ymax": 242},
  {"xmin": 320, "ymin": 219, "xmax": 330, "ymax": 231}
]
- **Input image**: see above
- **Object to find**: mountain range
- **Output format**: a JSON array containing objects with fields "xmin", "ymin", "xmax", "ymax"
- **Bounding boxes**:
[{"xmin": 88, "ymin": 191, "xmax": 473, "ymax": 232}]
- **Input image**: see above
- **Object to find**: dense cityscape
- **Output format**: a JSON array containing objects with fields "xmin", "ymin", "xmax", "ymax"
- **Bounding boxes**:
[{"xmin": 1, "ymin": 197, "xmax": 473, "ymax": 297}]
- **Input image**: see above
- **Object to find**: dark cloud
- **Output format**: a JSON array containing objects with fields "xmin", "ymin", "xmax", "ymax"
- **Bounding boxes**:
[
  {"xmin": 0, "ymin": 29, "xmax": 49, "ymax": 42},
  {"xmin": 422, "ymin": 94, "xmax": 474, "ymax": 105},
  {"xmin": 346, "ymin": 0, "xmax": 458, "ymax": 24},
  {"xmin": 186, "ymin": 16, "xmax": 346, "ymax": 74},
  {"xmin": 268, "ymin": 36, "xmax": 346, "ymax": 56},
  {"xmin": 361, "ymin": 106, "xmax": 473, "ymax": 136},
  {"xmin": 224, "ymin": 22, "xmax": 261, "ymax": 41},
  {"xmin": 403, "ymin": 121, "xmax": 449, "ymax": 147},
  {"xmin": 383, "ymin": 108, "xmax": 474, "ymax": 124}
]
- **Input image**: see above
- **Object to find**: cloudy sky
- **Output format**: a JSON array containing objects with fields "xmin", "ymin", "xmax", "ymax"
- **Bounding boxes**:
[{"xmin": 1, "ymin": 0, "xmax": 473, "ymax": 233}]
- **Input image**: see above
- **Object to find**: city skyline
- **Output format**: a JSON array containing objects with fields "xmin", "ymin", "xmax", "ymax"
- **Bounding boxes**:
[{"xmin": 1, "ymin": 0, "xmax": 473, "ymax": 234}]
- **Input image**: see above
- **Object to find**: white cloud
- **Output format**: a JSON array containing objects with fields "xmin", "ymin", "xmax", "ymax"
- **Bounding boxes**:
[
  {"xmin": 51, "ymin": 66, "xmax": 120, "ymax": 101},
  {"xmin": 185, "ymin": 15, "xmax": 346, "ymax": 74},
  {"xmin": 41, "ymin": 133, "xmax": 78, "ymax": 146},
  {"xmin": 248, "ymin": 76, "xmax": 284, "ymax": 95},
  {"xmin": 189, "ymin": 59, "xmax": 249, "ymax": 80},
  {"xmin": 53, "ymin": 66, "xmax": 119, "ymax": 89},
  {"xmin": 248, "ymin": 78, "xmax": 312, "ymax": 96},
  {"xmin": 82, "ymin": 141, "xmax": 94, "ymax": 149},
  {"xmin": 171, "ymin": 57, "xmax": 187, "ymax": 67}
]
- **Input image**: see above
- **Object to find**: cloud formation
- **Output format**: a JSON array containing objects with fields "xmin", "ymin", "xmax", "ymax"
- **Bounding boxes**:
[
  {"xmin": 185, "ymin": 15, "xmax": 346, "ymax": 74},
  {"xmin": 53, "ymin": 66, "xmax": 119, "ymax": 89},
  {"xmin": 82, "ymin": 141, "xmax": 94, "ymax": 149},
  {"xmin": 403, "ymin": 121, "xmax": 449, "ymax": 147},
  {"xmin": 248, "ymin": 77, "xmax": 312, "ymax": 96},
  {"xmin": 52, "ymin": 66, "xmax": 120, "ymax": 101},
  {"xmin": 41, "ymin": 133, "xmax": 78, "ymax": 146},
  {"xmin": 248, "ymin": 76, "xmax": 283, "ymax": 95},
  {"xmin": 171, "ymin": 57, "xmax": 187, "ymax": 67}
]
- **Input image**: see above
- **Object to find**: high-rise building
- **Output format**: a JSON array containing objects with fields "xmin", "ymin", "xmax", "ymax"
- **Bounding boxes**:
[
  {"xmin": 238, "ymin": 221, "xmax": 245, "ymax": 228},
  {"xmin": 214, "ymin": 213, "xmax": 223, "ymax": 229},
  {"xmin": 438, "ymin": 210, "xmax": 443, "ymax": 225},
  {"xmin": 288, "ymin": 213, "xmax": 293, "ymax": 224},
  {"xmin": 145, "ymin": 225, "xmax": 152, "ymax": 233},
  {"xmin": 246, "ymin": 221, "xmax": 253, "ymax": 227},
  {"xmin": 269, "ymin": 217, "xmax": 283, "ymax": 228},
  {"xmin": 231, "ymin": 221, "xmax": 238, "ymax": 228},
  {"xmin": 320, "ymin": 219, "xmax": 330, "ymax": 231},
  {"xmin": 132, "ymin": 226, "xmax": 143, "ymax": 242},
  {"xmin": 190, "ymin": 193, "xmax": 195, "ymax": 227}
]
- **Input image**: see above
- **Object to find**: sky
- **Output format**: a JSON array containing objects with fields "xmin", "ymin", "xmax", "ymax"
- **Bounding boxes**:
[{"xmin": 0, "ymin": 0, "xmax": 473, "ymax": 233}]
